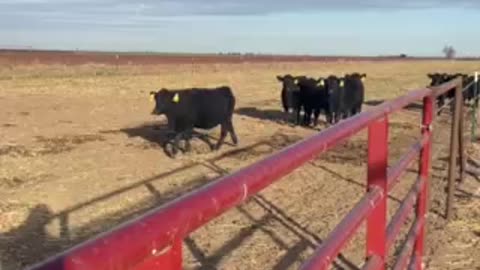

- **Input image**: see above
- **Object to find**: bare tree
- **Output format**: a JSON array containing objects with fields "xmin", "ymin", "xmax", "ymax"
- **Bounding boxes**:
[{"xmin": 442, "ymin": 45, "xmax": 456, "ymax": 59}]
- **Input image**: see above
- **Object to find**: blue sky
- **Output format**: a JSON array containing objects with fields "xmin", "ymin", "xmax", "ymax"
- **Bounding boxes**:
[{"xmin": 1, "ymin": 0, "xmax": 479, "ymax": 56}]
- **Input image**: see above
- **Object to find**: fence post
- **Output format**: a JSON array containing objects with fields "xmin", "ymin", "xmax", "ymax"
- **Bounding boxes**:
[
  {"xmin": 134, "ymin": 238, "xmax": 183, "ymax": 270},
  {"xmin": 446, "ymin": 78, "xmax": 463, "ymax": 220},
  {"xmin": 413, "ymin": 94, "xmax": 434, "ymax": 270},
  {"xmin": 366, "ymin": 116, "xmax": 388, "ymax": 269},
  {"xmin": 458, "ymin": 87, "xmax": 467, "ymax": 184},
  {"xmin": 472, "ymin": 72, "xmax": 479, "ymax": 142}
]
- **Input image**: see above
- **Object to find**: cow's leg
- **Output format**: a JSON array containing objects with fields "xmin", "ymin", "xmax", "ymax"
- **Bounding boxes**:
[
  {"xmin": 227, "ymin": 120, "xmax": 239, "ymax": 146},
  {"xmin": 165, "ymin": 132, "xmax": 183, "ymax": 158},
  {"xmin": 284, "ymin": 111, "xmax": 289, "ymax": 124},
  {"xmin": 162, "ymin": 133, "xmax": 173, "ymax": 157},
  {"xmin": 172, "ymin": 133, "xmax": 184, "ymax": 156},
  {"xmin": 334, "ymin": 111, "xmax": 341, "ymax": 123},
  {"xmin": 295, "ymin": 107, "xmax": 301, "ymax": 125},
  {"xmin": 304, "ymin": 108, "xmax": 312, "ymax": 126},
  {"xmin": 313, "ymin": 109, "xmax": 320, "ymax": 127},
  {"xmin": 214, "ymin": 124, "xmax": 228, "ymax": 150},
  {"xmin": 326, "ymin": 109, "xmax": 332, "ymax": 125},
  {"xmin": 197, "ymin": 133, "xmax": 215, "ymax": 150},
  {"xmin": 283, "ymin": 106, "xmax": 290, "ymax": 123},
  {"xmin": 183, "ymin": 130, "xmax": 193, "ymax": 153}
]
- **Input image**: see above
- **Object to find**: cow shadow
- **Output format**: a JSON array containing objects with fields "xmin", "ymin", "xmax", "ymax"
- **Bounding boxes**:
[
  {"xmin": 182, "ymin": 163, "xmax": 359, "ymax": 270},
  {"xmin": 184, "ymin": 196, "xmax": 360, "ymax": 270},
  {"xmin": 364, "ymin": 99, "xmax": 424, "ymax": 111},
  {"xmin": 235, "ymin": 107, "xmax": 327, "ymax": 129},
  {"xmin": 235, "ymin": 107, "xmax": 289, "ymax": 124},
  {"xmin": 363, "ymin": 99, "xmax": 385, "ymax": 106},
  {"xmin": 6, "ymin": 130, "xmax": 392, "ymax": 270},
  {"xmin": 9, "ymin": 134, "xmax": 304, "ymax": 268},
  {"xmin": 103, "ymin": 122, "xmax": 236, "ymax": 156}
]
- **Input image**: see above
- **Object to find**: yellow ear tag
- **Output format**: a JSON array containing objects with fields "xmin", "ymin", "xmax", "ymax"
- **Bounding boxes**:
[
  {"xmin": 172, "ymin": 93, "xmax": 180, "ymax": 103},
  {"xmin": 318, "ymin": 80, "xmax": 324, "ymax": 86},
  {"xmin": 340, "ymin": 81, "xmax": 344, "ymax": 87},
  {"xmin": 361, "ymin": 77, "xmax": 366, "ymax": 82},
  {"xmin": 149, "ymin": 93, "xmax": 155, "ymax": 102}
]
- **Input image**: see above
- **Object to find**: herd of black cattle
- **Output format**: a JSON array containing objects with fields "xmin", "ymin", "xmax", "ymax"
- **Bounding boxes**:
[
  {"xmin": 149, "ymin": 71, "xmax": 478, "ymax": 157},
  {"xmin": 276, "ymin": 72, "xmax": 366, "ymax": 127},
  {"xmin": 427, "ymin": 72, "xmax": 479, "ymax": 114}
]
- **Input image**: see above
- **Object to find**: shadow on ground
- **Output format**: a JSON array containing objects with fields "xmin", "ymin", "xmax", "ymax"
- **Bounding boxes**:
[
  {"xmin": 235, "ymin": 107, "xmax": 327, "ymax": 129},
  {"xmin": 102, "ymin": 122, "xmax": 238, "ymax": 157},
  {"xmin": 0, "ymin": 128, "xmax": 369, "ymax": 270},
  {"xmin": 364, "ymin": 99, "xmax": 424, "ymax": 111}
]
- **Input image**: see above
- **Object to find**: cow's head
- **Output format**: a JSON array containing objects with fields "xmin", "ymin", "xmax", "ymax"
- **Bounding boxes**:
[
  {"xmin": 347, "ymin": 72, "xmax": 367, "ymax": 81},
  {"xmin": 427, "ymin": 73, "xmax": 446, "ymax": 86},
  {"xmin": 277, "ymin": 74, "xmax": 300, "ymax": 92},
  {"xmin": 150, "ymin": 88, "xmax": 177, "ymax": 115},
  {"xmin": 324, "ymin": 75, "xmax": 344, "ymax": 94},
  {"xmin": 317, "ymin": 77, "xmax": 325, "ymax": 88}
]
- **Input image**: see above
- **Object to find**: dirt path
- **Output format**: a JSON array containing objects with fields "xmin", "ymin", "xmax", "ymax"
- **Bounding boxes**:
[{"xmin": 0, "ymin": 61, "xmax": 479, "ymax": 269}]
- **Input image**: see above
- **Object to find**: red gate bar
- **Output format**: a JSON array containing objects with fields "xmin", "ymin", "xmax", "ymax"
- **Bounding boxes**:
[
  {"xmin": 391, "ymin": 218, "xmax": 425, "ymax": 270},
  {"xmin": 386, "ymin": 177, "xmax": 425, "ymax": 249},
  {"xmin": 298, "ymin": 188, "xmax": 384, "ymax": 270},
  {"xmin": 29, "ymin": 79, "xmax": 458, "ymax": 270},
  {"xmin": 386, "ymin": 134, "xmax": 428, "ymax": 191},
  {"xmin": 361, "ymin": 255, "xmax": 383, "ymax": 270}
]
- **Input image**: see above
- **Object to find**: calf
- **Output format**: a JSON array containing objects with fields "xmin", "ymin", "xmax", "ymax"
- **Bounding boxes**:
[
  {"xmin": 462, "ymin": 75, "xmax": 476, "ymax": 103},
  {"xmin": 344, "ymin": 73, "xmax": 366, "ymax": 117},
  {"xmin": 323, "ymin": 75, "xmax": 346, "ymax": 125},
  {"xmin": 277, "ymin": 74, "xmax": 302, "ymax": 124},
  {"xmin": 296, "ymin": 76, "xmax": 327, "ymax": 126},
  {"xmin": 150, "ymin": 86, "xmax": 238, "ymax": 157},
  {"xmin": 427, "ymin": 73, "xmax": 449, "ymax": 114}
]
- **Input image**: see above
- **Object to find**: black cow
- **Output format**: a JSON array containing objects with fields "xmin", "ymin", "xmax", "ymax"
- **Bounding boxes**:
[
  {"xmin": 323, "ymin": 75, "xmax": 345, "ymax": 124},
  {"xmin": 150, "ymin": 86, "xmax": 238, "ymax": 157},
  {"xmin": 277, "ymin": 74, "xmax": 302, "ymax": 124},
  {"xmin": 296, "ymin": 76, "xmax": 326, "ymax": 126},
  {"xmin": 344, "ymin": 73, "xmax": 366, "ymax": 117},
  {"xmin": 427, "ymin": 73, "xmax": 449, "ymax": 114},
  {"xmin": 461, "ymin": 75, "xmax": 477, "ymax": 103}
]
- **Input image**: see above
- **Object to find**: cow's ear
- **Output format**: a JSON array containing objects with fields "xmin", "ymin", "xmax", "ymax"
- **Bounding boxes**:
[
  {"xmin": 149, "ymin": 91, "xmax": 156, "ymax": 102},
  {"xmin": 361, "ymin": 73, "xmax": 367, "ymax": 78},
  {"xmin": 276, "ymin": 75, "xmax": 284, "ymax": 82},
  {"xmin": 317, "ymin": 79, "xmax": 325, "ymax": 86},
  {"xmin": 172, "ymin": 93, "xmax": 180, "ymax": 103},
  {"xmin": 427, "ymin": 73, "xmax": 434, "ymax": 78}
]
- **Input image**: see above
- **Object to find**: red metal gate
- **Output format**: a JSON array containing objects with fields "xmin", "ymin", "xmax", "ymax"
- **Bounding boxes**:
[{"xmin": 28, "ymin": 79, "xmax": 461, "ymax": 270}]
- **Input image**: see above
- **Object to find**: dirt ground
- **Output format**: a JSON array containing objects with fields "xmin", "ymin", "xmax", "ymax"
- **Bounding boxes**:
[{"xmin": 0, "ymin": 60, "xmax": 479, "ymax": 270}]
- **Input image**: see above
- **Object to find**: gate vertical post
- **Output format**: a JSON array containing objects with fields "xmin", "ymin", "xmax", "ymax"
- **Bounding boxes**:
[
  {"xmin": 366, "ymin": 116, "xmax": 388, "ymax": 269},
  {"xmin": 446, "ymin": 79, "xmax": 463, "ymax": 220},
  {"xmin": 471, "ymin": 72, "xmax": 479, "ymax": 142},
  {"xmin": 413, "ymin": 93, "xmax": 434, "ymax": 270},
  {"xmin": 458, "ymin": 86, "xmax": 466, "ymax": 184}
]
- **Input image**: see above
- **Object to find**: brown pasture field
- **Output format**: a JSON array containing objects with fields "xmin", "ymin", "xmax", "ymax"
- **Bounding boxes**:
[{"xmin": 0, "ymin": 53, "xmax": 479, "ymax": 270}]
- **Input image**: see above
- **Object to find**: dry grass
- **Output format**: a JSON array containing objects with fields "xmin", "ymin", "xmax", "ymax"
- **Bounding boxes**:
[{"xmin": 0, "ymin": 60, "xmax": 479, "ymax": 270}]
